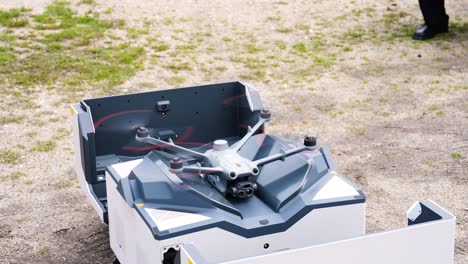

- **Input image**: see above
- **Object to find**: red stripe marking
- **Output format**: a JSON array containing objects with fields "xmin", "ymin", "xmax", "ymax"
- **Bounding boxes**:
[
  {"xmin": 94, "ymin": 109, "xmax": 153, "ymax": 129},
  {"xmin": 223, "ymin": 93, "xmax": 246, "ymax": 105}
]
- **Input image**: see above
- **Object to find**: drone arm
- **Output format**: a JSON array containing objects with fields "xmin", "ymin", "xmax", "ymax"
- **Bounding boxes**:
[
  {"xmin": 253, "ymin": 146, "xmax": 314, "ymax": 166},
  {"xmin": 136, "ymin": 135, "xmax": 210, "ymax": 163},
  {"xmin": 180, "ymin": 166, "xmax": 224, "ymax": 175},
  {"xmin": 230, "ymin": 117, "xmax": 268, "ymax": 152}
]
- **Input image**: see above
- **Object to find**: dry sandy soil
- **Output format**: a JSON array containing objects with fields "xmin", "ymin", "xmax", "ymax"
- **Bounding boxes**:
[{"xmin": 0, "ymin": 0, "xmax": 466, "ymax": 263}]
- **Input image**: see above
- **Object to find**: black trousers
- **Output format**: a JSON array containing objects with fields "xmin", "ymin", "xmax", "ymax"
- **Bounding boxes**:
[{"xmin": 419, "ymin": 0, "xmax": 449, "ymax": 26}]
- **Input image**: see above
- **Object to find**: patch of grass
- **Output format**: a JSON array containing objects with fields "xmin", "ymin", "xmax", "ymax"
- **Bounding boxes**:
[
  {"xmin": 390, "ymin": 84, "xmax": 399, "ymax": 91},
  {"xmin": 31, "ymin": 140, "xmax": 57, "ymax": 152},
  {"xmin": 344, "ymin": 26, "xmax": 366, "ymax": 40},
  {"xmin": 427, "ymin": 86, "xmax": 451, "ymax": 95},
  {"xmin": 229, "ymin": 56, "xmax": 243, "ymax": 63},
  {"xmin": 6, "ymin": 44, "xmax": 144, "ymax": 87},
  {"xmin": 266, "ymin": 16, "xmax": 281, "ymax": 22},
  {"xmin": 200, "ymin": 65, "xmax": 214, "ymax": 81},
  {"xmin": 453, "ymin": 85, "xmax": 468, "ymax": 91},
  {"xmin": 215, "ymin": 65, "xmax": 227, "ymax": 72},
  {"xmin": 6, "ymin": 171, "xmax": 26, "ymax": 181},
  {"xmin": 222, "ymin": 36, "xmax": 232, "ymax": 42},
  {"xmin": 296, "ymin": 23, "xmax": 310, "ymax": 31},
  {"xmin": 114, "ymin": 45, "xmax": 145, "ymax": 64},
  {"xmin": 1, "ymin": 172, "xmax": 26, "ymax": 182},
  {"xmin": 42, "ymin": 15, "xmax": 113, "ymax": 43},
  {"xmin": 423, "ymin": 159, "xmax": 433, "ymax": 165},
  {"xmin": 33, "ymin": 13, "xmax": 56, "ymax": 24},
  {"xmin": 449, "ymin": 19, "xmax": 467, "ymax": 35},
  {"xmin": 165, "ymin": 75, "xmax": 185, "ymax": 86},
  {"xmin": 428, "ymin": 105, "xmax": 439, "ymax": 111},
  {"xmin": 0, "ymin": 8, "xmax": 30, "ymax": 28},
  {"xmin": 152, "ymin": 43, "xmax": 170, "ymax": 52},
  {"xmin": 64, "ymin": 178, "xmax": 76, "ymax": 187},
  {"xmin": 0, "ymin": 114, "xmax": 25, "ymax": 125},
  {"xmin": 451, "ymin": 152, "xmax": 462, "ymax": 159},
  {"xmin": 240, "ymin": 70, "xmax": 266, "ymax": 80},
  {"xmin": 1, "ymin": 1, "xmax": 145, "ymax": 89},
  {"xmin": 310, "ymin": 36, "xmax": 328, "ymax": 51},
  {"xmin": 52, "ymin": 127, "xmax": 70, "ymax": 140},
  {"xmin": 127, "ymin": 27, "xmax": 149, "ymax": 38},
  {"xmin": 292, "ymin": 42, "xmax": 307, "ymax": 53},
  {"xmin": 367, "ymin": 65, "xmax": 384, "ymax": 75},
  {"xmin": 244, "ymin": 43, "xmax": 263, "ymax": 54},
  {"xmin": 164, "ymin": 61, "xmax": 192, "ymax": 73},
  {"xmin": 139, "ymin": 81, "xmax": 157, "ymax": 88},
  {"xmin": 379, "ymin": 97, "xmax": 388, "ymax": 103},
  {"xmin": 79, "ymin": 0, "xmax": 95, "ymax": 4},
  {"xmin": 16, "ymin": 144, "xmax": 26, "ymax": 150},
  {"xmin": 291, "ymin": 67, "xmax": 315, "ymax": 79},
  {"xmin": 274, "ymin": 40, "xmax": 287, "ymax": 50},
  {"xmin": 31, "ymin": 119, "xmax": 46, "ymax": 127},
  {"xmin": 382, "ymin": 11, "xmax": 411, "ymax": 27},
  {"xmin": 350, "ymin": 126, "xmax": 367, "ymax": 136},
  {"xmin": 47, "ymin": 42, "xmax": 62, "ymax": 51},
  {"xmin": 364, "ymin": 7, "xmax": 376, "ymax": 16},
  {"xmin": 162, "ymin": 17, "xmax": 174, "ymax": 25},
  {"xmin": 0, "ymin": 149, "xmax": 20, "ymax": 165},
  {"xmin": 243, "ymin": 57, "xmax": 268, "ymax": 69},
  {"xmin": 175, "ymin": 44, "xmax": 197, "ymax": 53},
  {"xmin": 312, "ymin": 54, "xmax": 336, "ymax": 68},
  {"xmin": 0, "ymin": 47, "xmax": 17, "ymax": 65},
  {"xmin": 44, "ymin": 1, "xmax": 74, "ymax": 18},
  {"xmin": 114, "ymin": 18, "xmax": 126, "ymax": 28},
  {"xmin": 276, "ymin": 27, "xmax": 293, "ymax": 33},
  {"xmin": 25, "ymin": 131, "xmax": 38, "ymax": 138},
  {"xmin": 103, "ymin": 8, "xmax": 114, "ymax": 14}
]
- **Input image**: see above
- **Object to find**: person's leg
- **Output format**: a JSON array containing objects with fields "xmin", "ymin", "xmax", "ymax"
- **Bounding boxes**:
[
  {"xmin": 419, "ymin": 0, "xmax": 449, "ymax": 28},
  {"xmin": 414, "ymin": 0, "xmax": 449, "ymax": 40}
]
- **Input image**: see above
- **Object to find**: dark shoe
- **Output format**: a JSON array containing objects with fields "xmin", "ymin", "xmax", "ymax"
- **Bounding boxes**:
[{"xmin": 412, "ymin": 24, "xmax": 448, "ymax": 40}]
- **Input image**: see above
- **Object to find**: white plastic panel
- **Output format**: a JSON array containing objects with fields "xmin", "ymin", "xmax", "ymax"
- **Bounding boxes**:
[
  {"xmin": 180, "ymin": 201, "xmax": 455, "ymax": 264},
  {"xmin": 145, "ymin": 208, "xmax": 211, "ymax": 231},
  {"xmin": 71, "ymin": 104, "xmax": 105, "ymax": 222},
  {"xmin": 313, "ymin": 176, "xmax": 360, "ymax": 200},
  {"xmin": 111, "ymin": 158, "xmax": 143, "ymax": 179}
]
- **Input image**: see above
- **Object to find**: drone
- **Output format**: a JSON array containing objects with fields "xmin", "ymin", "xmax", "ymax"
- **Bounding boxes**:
[{"xmin": 135, "ymin": 109, "xmax": 316, "ymax": 199}]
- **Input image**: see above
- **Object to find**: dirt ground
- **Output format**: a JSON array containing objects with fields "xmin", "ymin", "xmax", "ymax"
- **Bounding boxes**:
[{"xmin": 0, "ymin": 0, "xmax": 466, "ymax": 263}]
